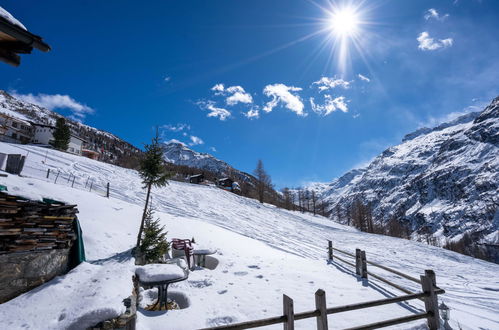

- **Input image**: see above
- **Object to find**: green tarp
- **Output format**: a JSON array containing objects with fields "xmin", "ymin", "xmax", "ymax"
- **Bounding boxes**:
[{"xmin": 70, "ymin": 218, "xmax": 86, "ymax": 269}]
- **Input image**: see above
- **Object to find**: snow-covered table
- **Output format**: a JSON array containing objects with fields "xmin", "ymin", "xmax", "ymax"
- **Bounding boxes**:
[
  {"xmin": 192, "ymin": 248, "xmax": 216, "ymax": 268},
  {"xmin": 136, "ymin": 264, "xmax": 188, "ymax": 310}
]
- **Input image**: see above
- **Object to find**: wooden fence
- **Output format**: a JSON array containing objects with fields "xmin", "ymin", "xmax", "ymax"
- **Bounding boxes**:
[{"xmin": 202, "ymin": 240, "xmax": 445, "ymax": 330}]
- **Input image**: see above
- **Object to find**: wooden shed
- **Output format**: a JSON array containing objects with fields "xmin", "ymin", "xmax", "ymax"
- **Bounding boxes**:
[{"xmin": 0, "ymin": 6, "xmax": 50, "ymax": 66}]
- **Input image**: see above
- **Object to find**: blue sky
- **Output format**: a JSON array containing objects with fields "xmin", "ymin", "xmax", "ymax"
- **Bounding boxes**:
[{"xmin": 1, "ymin": 0, "xmax": 498, "ymax": 188}]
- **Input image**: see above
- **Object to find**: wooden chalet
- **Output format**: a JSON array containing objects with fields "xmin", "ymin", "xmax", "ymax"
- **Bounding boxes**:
[
  {"xmin": 189, "ymin": 173, "xmax": 204, "ymax": 184},
  {"xmin": 0, "ymin": 6, "xmax": 50, "ymax": 66},
  {"xmin": 218, "ymin": 177, "xmax": 233, "ymax": 188}
]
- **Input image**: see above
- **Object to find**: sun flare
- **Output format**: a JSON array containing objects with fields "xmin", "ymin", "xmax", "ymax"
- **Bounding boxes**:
[{"xmin": 329, "ymin": 7, "xmax": 360, "ymax": 37}]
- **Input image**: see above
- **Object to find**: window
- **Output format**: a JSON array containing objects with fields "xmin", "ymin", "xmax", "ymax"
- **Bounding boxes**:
[
  {"xmin": 12, "ymin": 122, "xmax": 17, "ymax": 128},
  {"xmin": 11, "ymin": 133, "xmax": 17, "ymax": 139}
]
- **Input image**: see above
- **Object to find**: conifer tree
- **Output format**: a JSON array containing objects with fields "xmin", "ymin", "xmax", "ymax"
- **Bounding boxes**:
[
  {"xmin": 51, "ymin": 117, "xmax": 71, "ymax": 151},
  {"xmin": 140, "ymin": 208, "xmax": 170, "ymax": 263},
  {"xmin": 253, "ymin": 159, "xmax": 272, "ymax": 203},
  {"xmin": 136, "ymin": 129, "xmax": 171, "ymax": 250}
]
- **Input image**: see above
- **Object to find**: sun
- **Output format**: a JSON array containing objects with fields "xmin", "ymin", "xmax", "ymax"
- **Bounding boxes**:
[{"xmin": 329, "ymin": 7, "xmax": 360, "ymax": 37}]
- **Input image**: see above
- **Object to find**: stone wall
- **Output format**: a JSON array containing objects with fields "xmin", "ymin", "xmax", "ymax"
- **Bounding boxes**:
[{"xmin": 0, "ymin": 248, "xmax": 70, "ymax": 303}]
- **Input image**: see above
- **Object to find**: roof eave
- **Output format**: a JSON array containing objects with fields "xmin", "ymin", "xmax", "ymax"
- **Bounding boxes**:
[{"xmin": 0, "ymin": 17, "xmax": 51, "ymax": 52}]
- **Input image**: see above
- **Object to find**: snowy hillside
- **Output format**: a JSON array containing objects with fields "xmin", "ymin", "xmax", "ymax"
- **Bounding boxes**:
[
  {"xmin": 0, "ymin": 90, "xmax": 141, "ymax": 165},
  {"xmin": 317, "ymin": 97, "xmax": 499, "ymax": 258},
  {"xmin": 164, "ymin": 141, "xmax": 255, "ymax": 183},
  {"xmin": 0, "ymin": 142, "xmax": 497, "ymax": 329}
]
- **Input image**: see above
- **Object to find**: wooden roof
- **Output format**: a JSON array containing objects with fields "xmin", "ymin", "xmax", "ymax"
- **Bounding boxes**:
[{"xmin": 0, "ymin": 15, "xmax": 50, "ymax": 66}]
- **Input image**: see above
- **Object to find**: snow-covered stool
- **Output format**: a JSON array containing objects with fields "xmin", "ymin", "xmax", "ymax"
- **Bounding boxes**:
[
  {"xmin": 192, "ymin": 248, "xmax": 217, "ymax": 268},
  {"xmin": 135, "ymin": 264, "xmax": 188, "ymax": 311}
]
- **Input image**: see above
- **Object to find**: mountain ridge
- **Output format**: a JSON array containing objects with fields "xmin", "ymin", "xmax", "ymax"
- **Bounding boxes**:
[{"xmin": 314, "ymin": 96, "xmax": 499, "ymax": 261}]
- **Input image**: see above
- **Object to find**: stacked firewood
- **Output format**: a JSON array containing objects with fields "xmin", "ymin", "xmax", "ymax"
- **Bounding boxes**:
[{"xmin": 0, "ymin": 192, "xmax": 78, "ymax": 254}]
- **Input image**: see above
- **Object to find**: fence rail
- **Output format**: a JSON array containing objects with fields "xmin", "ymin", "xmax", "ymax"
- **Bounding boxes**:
[
  {"xmin": 202, "ymin": 242, "xmax": 445, "ymax": 330},
  {"xmin": 21, "ymin": 164, "xmax": 111, "ymax": 199}
]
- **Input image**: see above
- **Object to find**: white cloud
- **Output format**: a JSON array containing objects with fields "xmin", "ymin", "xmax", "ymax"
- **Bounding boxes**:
[
  {"xmin": 209, "ymin": 146, "xmax": 217, "ymax": 152},
  {"xmin": 311, "ymin": 77, "xmax": 350, "ymax": 92},
  {"xmin": 211, "ymin": 84, "xmax": 253, "ymax": 105},
  {"xmin": 164, "ymin": 76, "xmax": 171, "ymax": 82},
  {"xmin": 189, "ymin": 135, "xmax": 204, "ymax": 146},
  {"xmin": 309, "ymin": 95, "xmax": 349, "ymax": 116},
  {"xmin": 197, "ymin": 100, "xmax": 231, "ymax": 121},
  {"xmin": 165, "ymin": 139, "xmax": 185, "ymax": 146},
  {"xmin": 357, "ymin": 74, "xmax": 370, "ymax": 82},
  {"xmin": 263, "ymin": 84, "xmax": 305, "ymax": 116},
  {"xmin": 211, "ymin": 83, "xmax": 225, "ymax": 94},
  {"xmin": 419, "ymin": 105, "xmax": 481, "ymax": 128},
  {"xmin": 244, "ymin": 107, "xmax": 260, "ymax": 119},
  {"xmin": 225, "ymin": 86, "xmax": 253, "ymax": 105},
  {"xmin": 161, "ymin": 123, "xmax": 190, "ymax": 132},
  {"xmin": 12, "ymin": 92, "xmax": 94, "ymax": 122},
  {"xmin": 424, "ymin": 8, "xmax": 449, "ymax": 21},
  {"xmin": 417, "ymin": 32, "xmax": 453, "ymax": 51}
]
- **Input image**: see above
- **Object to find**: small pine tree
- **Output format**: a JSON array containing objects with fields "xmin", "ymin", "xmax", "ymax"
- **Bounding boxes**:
[
  {"xmin": 136, "ymin": 129, "xmax": 171, "ymax": 249},
  {"xmin": 140, "ymin": 208, "xmax": 170, "ymax": 263},
  {"xmin": 51, "ymin": 118, "xmax": 71, "ymax": 151}
]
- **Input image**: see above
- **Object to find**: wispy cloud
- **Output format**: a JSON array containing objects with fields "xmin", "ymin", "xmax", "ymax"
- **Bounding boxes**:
[
  {"xmin": 309, "ymin": 95, "xmax": 348, "ymax": 116},
  {"xmin": 311, "ymin": 77, "xmax": 350, "ymax": 92},
  {"xmin": 164, "ymin": 76, "xmax": 171, "ymax": 82},
  {"xmin": 263, "ymin": 83, "xmax": 305, "ymax": 116},
  {"xmin": 424, "ymin": 8, "xmax": 449, "ymax": 21},
  {"xmin": 417, "ymin": 32, "xmax": 453, "ymax": 51},
  {"xmin": 197, "ymin": 100, "xmax": 231, "ymax": 121},
  {"xmin": 165, "ymin": 138, "xmax": 185, "ymax": 146},
  {"xmin": 161, "ymin": 123, "xmax": 190, "ymax": 132},
  {"xmin": 418, "ymin": 105, "xmax": 482, "ymax": 128},
  {"xmin": 189, "ymin": 135, "xmax": 204, "ymax": 146},
  {"xmin": 244, "ymin": 106, "xmax": 260, "ymax": 119},
  {"xmin": 11, "ymin": 92, "xmax": 94, "ymax": 122},
  {"xmin": 209, "ymin": 146, "xmax": 217, "ymax": 152},
  {"xmin": 357, "ymin": 74, "xmax": 370, "ymax": 82},
  {"xmin": 210, "ymin": 83, "xmax": 253, "ymax": 105}
]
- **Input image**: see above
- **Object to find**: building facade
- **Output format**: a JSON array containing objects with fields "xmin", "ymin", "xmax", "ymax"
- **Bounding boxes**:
[
  {"xmin": 31, "ymin": 123, "xmax": 85, "ymax": 155},
  {"xmin": 0, "ymin": 113, "xmax": 33, "ymax": 144}
]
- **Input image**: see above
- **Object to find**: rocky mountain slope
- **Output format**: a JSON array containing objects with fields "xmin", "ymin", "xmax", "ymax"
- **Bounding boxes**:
[
  {"xmin": 164, "ymin": 141, "xmax": 255, "ymax": 184},
  {"xmin": 316, "ymin": 97, "xmax": 499, "ymax": 260},
  {"xmin": 0, "ymin": 90, "xmax": 141, "ymax": 167}
]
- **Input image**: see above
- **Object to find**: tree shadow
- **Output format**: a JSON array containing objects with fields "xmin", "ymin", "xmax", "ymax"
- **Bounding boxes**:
[{"xmin": 89, "ymin": 248, "xmax": 134, "ymax": 265}]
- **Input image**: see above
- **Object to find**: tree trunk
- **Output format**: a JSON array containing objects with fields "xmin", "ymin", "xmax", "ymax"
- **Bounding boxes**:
[{"xmin": 136, "ymin": 183, "xmax": 152, "ymax": 249}]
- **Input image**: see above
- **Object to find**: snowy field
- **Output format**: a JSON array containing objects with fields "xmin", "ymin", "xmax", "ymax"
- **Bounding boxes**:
[{"xmin": 0, "ymin": 142, "xmax": 497, "ymax": 330}]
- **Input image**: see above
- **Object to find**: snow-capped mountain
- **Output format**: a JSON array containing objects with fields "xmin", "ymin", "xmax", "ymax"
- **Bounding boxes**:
[
  {"xmin": 317, "ymin": 97, "xmax": 499, "ymax": 257},
  {"xmin": 164, "ymin": 141, "xmax": 254, "ymax": 183},
  {"xmin": 0, "ymin": 90, "xmax": 141, "ymax": 166}
]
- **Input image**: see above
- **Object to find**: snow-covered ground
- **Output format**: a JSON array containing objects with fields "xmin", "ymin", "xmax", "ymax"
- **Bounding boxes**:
[{"xmin": 0, "ymin": 142, "xmax": 497, "ymax": 329}]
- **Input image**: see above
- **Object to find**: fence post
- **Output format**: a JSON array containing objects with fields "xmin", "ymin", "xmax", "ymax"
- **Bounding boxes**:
[
  {"xmin": 314, "ymin": 289, "xmax": 328, "ymax": 330},
  {"xmin": 46, "ymin": 168, "xmax": 50, "ymax": 179},
  {"xmin": 421, "ymin": 270, "xmax": 440, "ymax": 330},
  {"xmin": 106, "ymin": 182, "xmax": 110, "ymax": 198},
  {"xmin": 361, "ymin": 250, "xmax": 368, "ymax": 279},
  {"xmin": 355, "ymin": 249, "xmax": 361, "ymax": 276},
  {"xmin": 89, "ymin": 180, "xmax": 93, "ymax": 192},
  {"xmin": 85, "ymin": 177, "xmax": 89, "ymax": 188},
  {"xmin": 54, "ymin": 171, "xmax": 60, "ymax": 184},
  {"xmin": 67, "ymin": 174, "xmax": 72, "ymax": 183},
  {"xmin": 328, "ymin": 240, "xmax": 333, "ymax": 261},
  {"xmin": 283, "ymin": 294, "xmax": 294, "ymax": 330},
  {"xmin": 71, "ymin": 176, "xmax": 76, "ymax": 188}
]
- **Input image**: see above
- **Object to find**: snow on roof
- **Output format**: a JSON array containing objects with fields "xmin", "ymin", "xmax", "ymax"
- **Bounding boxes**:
[
  {"xmin": 0, "ymin": 6, "xmax": 27, "ymax": 30},
  {"xmin": 135, "ymin": 264, "xmax": 186, "ymax": 282}
]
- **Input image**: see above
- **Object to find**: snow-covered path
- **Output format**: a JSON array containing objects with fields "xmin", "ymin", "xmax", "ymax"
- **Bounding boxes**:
[{"xmin": 0, "ymin": 142, "xmax": 498, "ymax": 329}]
